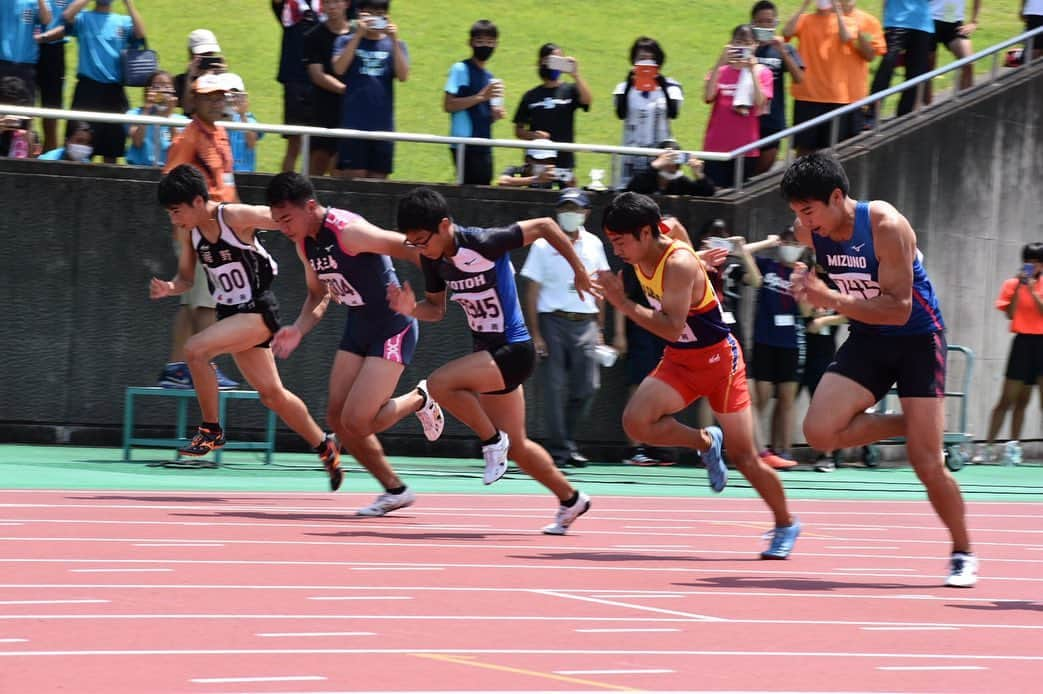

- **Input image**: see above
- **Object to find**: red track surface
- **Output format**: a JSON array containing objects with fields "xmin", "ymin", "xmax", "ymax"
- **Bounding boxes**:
[{"xmin": 0, "ymin": 489, "xmax": 1041, "ymax": 693}]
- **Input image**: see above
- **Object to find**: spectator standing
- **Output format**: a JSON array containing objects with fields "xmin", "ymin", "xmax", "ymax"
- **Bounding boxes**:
[
  {"xmin": 0, "ymin": 0, "xmax": 51, "ymax": 102},
  {"xmin": 975, "ymin": 243, "xmax": 1043, "ymax": 465},
  {"xmin": 224, "ymin": 73, "xmax": 261, "ymax": 173},
  {"xmin": 125, "ymin": 70, "xmax": 189, "ymax": 167},
  {"xmin": 625, "ymin": 138, "xmax": 715, "ymax": 196},
  {"xmin": 513, "ymin": 43, "xmax": 592, "ymax": 180},
  {"xmin": 331, "ymin": 0, "xmax": 409, "ymax": 180},
  {"xmin": 303, "ymin": 0, "xmax": 349, "ymax": 176},
  {"xmin": 38, "ymin": 118, "xmax": 91, "ymax": 160},
  {"xmin": 520, "ymin": 188, "xmax": 610, "ymax": 469},
  {"xmin": 925, "ymin": 0, "xmax": 979, "ymax": 103},
  {"xmin": 1024, "ymin": 1, "xmax": 1043, "ymax": 61},
  {"xmin": 0, "ymin": 75, "xmax": 38, "ymax": 158},
  {"xmin": 63, "ymin": 0, "xmax": 145, "ymax": 163},
  {"xmin": 612, "ymin": 37, "xmax": 683, "ymax": 189},
  {"xmin": 174, "ymin": 29, "xmax": 226, "ymax": 119},
  {"xmin": 272, "ymin": 0, "xmax": 319, "ymax": 172},
  {"xmin": 33, "ymin": 0, "xmax": 68, "ymax": 152},
  {"xmin": 703, "ymin": 25, "xmax": 773, "ymax": 188},
  {"xmin": 498, "ymin": 141, "xmax": 572, "ymax": 189},
  {"xmin": 444, "ymin": 19, "xmax": 504, "ymax": 185},
  {"xmin": 869, "ymin": 0, "xmax": 935, "ymax": 119},
  {"xmin": 751, "ymin": 1, "xmax": 805, "ymax": 174},
  {"xmin": 783, "ymin": 0, "xmax": 885, "ymax": 156}
]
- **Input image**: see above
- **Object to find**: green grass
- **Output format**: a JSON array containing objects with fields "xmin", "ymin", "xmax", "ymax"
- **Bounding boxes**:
[{"xmin": 61, "ymin": 1, "xmax": 1022, "ymax": 182}]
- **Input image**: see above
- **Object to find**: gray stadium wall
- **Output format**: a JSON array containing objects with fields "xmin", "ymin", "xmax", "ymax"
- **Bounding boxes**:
[{"xmin": 1, "ymin": 65, "xmax": 1040, "ymax": 459}]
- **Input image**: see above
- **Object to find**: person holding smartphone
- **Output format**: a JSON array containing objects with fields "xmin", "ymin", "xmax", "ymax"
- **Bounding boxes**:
[
  {"xmin": 625, "ymin": 138, "xmax": 715, "ymax": 197},
  {"xmin": 751, "ymin": 1, "xmax": 805, "ymax": 175},
  {"xmin": 513, "ymin": 43, "xmax": 592, "ymax": 178},
  {"xmin": 974, "ymin": 243, "xmax": 1043, "ymax": 465},
  {"xmin": 125, "ymin": 70, "xmax": 189, "ymax": 167},
  {"xmin": 174, "ymin": 29, "xmax": 227, "ymax": 119}
]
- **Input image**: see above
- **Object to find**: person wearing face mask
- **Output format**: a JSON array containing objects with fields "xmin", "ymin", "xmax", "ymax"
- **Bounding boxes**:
[
  {"xmin": 62, "ymin": 0, "xmax": 146, "ymax": 163},
  {"xmin": 498, "ymin": 141, "xmax": 572, "ymax": 189},
  {"xmin": 625, "ymin": 139, "xmax": 715, "ymax": 197},
  {"xmin": 519, "ymin": 188, "xmax": 610, "ymax": 469},
  {"xmin": 444, "ymin": 19, "xmax": 504, "ymax": 185},
  {"xmin": 38, "ymin": 119, "xmax": 93, "ymax": 161},
  {"xmin": 749, "ymin": 227, "xmax": 807, "ymax": 467},
  {"xmin": 513, "ymin": 43, "xmax": 592, "ymax": 177}
]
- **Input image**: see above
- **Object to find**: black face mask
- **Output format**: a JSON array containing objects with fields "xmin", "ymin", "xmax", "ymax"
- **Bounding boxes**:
[
  {"xmin": 539, "ymin": 66, "xmax": 561, "ymax": 81},
  {"xmin": 472, "ymin": 45, "xmax": 494, "ymax": 62}
]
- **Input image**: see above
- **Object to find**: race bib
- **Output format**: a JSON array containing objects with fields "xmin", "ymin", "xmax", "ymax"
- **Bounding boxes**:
[
  {"xmin": 453, "ymin": 288, "xmax": 504, "ymax": 333},
  {"xmin": 831, "ymin": 272, "xmax": 881, "ymax": 300},
  {"xmin": 774, "ymin": 314, "xmax": 795, "ymax": 327},
  {"xmin": 207, "ymin": 261, "xmax": 254, "ymax": 305},
  {"xmin": 319, "ymin": 272, "xmax": 364, "ymax": 307}
]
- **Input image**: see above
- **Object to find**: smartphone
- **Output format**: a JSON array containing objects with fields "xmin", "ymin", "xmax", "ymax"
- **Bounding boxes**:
[
  {"xmin": 633, "ymin": 60, "xmax": 659, "ymax": 91},
  {"xmin": 368, "ymin": 15, "xmax": 388, "ymax": 30},
  {"xmin": 704, "ymin": 237, "xmax": 734, "ymax": 253},
  {"xmin": 545, "ymin": 55, "xmax": 574, "ymax": 74},
  {"xmin": 752, "ymin": 27, "xmax": 775, "ymax": 43},
  {"xmin": 672, "ymin": 151, "xmax": 690, "ymax": 165},
  {"xmin": 199, "ymin": 55, "xmax": 223, "ymax": 72},
  {"xmin": 727, "ymin": 46, "xmax": 744, "ymax": 60},
  {"xmin": 1022, "ymin": 262, "xmax": 1035, "ymax": 278},
  {"xmin": 554, "ymin": 167, "xmax": 573, "ymax": 182}
]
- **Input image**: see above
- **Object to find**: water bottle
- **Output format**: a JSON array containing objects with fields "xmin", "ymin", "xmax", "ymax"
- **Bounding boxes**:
[{"xmin": 489, "ymin": 79, "xmax": 504, "ymax": 108}]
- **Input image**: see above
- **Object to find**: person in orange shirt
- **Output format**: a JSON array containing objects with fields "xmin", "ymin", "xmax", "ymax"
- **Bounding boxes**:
[
  {"xmin": 975, "ymin": 243, "xmax": 1043, "ymax": 465},
  {"xmin": 783, "ymin": 0, "xmax": 885, "ymax": 156},
  {"xmin": 155, "ymin": 72, "xmax": 241, "ymax": 391}
]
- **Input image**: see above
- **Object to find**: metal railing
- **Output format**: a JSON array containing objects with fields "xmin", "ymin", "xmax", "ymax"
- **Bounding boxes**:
[{"xmin": 3, "ymin": 25, "xmax": 1040, "ymax": 190}]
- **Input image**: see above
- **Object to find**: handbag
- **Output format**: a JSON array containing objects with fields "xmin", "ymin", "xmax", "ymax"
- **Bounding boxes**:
[{"xmin": 122, "ymin": 39, "xmax": 159, "ymax": 87}]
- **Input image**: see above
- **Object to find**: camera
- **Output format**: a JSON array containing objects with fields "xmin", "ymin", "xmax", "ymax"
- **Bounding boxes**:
[
  {"xmin": 752, "ymin": 27, "xmax": 776, "ymax": 43},
  {"xmin": 545, "ymin": 55, "xmax": 574, "ymax": 74},
  {"xmin": 368, "ymin": 15, "xmax": 388, "ymax": 30},
  {"xmin": 672, "ymin": 151, "xmax": 690, "ymax": 165},
  {"xmin": 199, "ymin": 55, "xmax": 223, "ymax": 72}
]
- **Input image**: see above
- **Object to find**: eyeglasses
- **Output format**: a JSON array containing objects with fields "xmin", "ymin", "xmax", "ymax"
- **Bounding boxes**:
[{"xmin": 403, "ymin": 231, "xmax": 434, "ymax": 249}]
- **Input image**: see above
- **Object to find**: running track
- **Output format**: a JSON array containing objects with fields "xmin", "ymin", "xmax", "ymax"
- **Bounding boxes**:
[{"xmin": 1, "ymin": 489, "xmax": 1041, "ymax": 693}]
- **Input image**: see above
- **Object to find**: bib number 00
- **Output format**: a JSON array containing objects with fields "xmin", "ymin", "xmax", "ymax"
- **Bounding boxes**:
[{"xmin": 207, "ymin": 261, "xmax": 254, "ymax": 305}]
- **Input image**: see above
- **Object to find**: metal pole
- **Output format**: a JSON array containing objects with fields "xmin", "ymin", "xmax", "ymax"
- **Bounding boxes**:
[
  {"xmin": 733, "ymin": 156, "xmax": 745, "ymax": 192},
  {"xmin": 300, "ymin": 133, "xmax": 311, "ymax": 176},
  {"xmin": 455, "ymin": 143, "xmax": 466, "ymax": 184},
  {"xmin": 828, "ymin": 114, "xmax": 840, "ymax": 148}
]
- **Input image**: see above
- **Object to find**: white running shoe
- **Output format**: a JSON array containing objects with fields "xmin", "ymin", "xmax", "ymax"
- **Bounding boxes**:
[
  {"xmin": 356, "ymin": 488, "xmax": 417, "ymax": 517},
  {"xmin": 1003, "ymin": 440, "xmax": 1022, "ymax": 466},
  {"xmin": 542, "ymin": 491, "xmax": 592, "ymax": 535},
  {"xmin": 971, "ymin": 443, "xmax": 997, "ymax": 464},
  {"xmin": 414, "ymin": 380, "xmax": 445, "ymax": 442},
  {"xmin": 481, "ymin": 431, "xmax": 510, "ymax": 485},
  {"xmin": 945, "ymin": 552, "xmax": 978, "ymax": 588}
]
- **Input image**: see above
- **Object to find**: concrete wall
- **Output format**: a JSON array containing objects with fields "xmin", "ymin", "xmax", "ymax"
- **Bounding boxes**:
[{"xmin": 1, "ymin": 65, "xmax": 1041, "ymax": 457}]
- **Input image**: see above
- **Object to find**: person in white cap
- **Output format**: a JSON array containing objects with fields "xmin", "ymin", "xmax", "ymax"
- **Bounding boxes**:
[
  {"xmin": 222, "ymin": 72, "xmax": 262, "ymax": 173},
  {"xmin": 174, "ymin": 28, "xmax": 226, "ymax": 118},
  {"xmin": 497, "ymin": 139, "xmax": 573, "ymax": 189}
]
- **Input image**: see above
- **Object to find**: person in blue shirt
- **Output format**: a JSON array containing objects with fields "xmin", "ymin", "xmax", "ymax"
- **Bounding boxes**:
[
  {"xmin": 0, "ymin": 0, "xmax": 51, "ymax": 102},
  {"xmin": 125, "ymin": 70, "xmax": 188, "ymax": 167},
  {"xmin": 38, "ymin": 118, "xmax": 92, "ymax": 161},
  {"xmin": 783, "ymin": 152, "xmax": 975, "ymax": 588},
  {"xmin": 222, "ymin": 73, "xmax": 262, "ymax": 173},
  {"xmin": 443, "ymin": 19, "xmax": 504, "ymax": 185},
  {"xmin": 331, "ymin": 0, "xmax": 409, "ymax": 180},
  {"xmin": 63, "ymin": 0, "xmax": 146, "ymax": 163},
  {"xmin": 389, "ymin": 187, "xmax": 594, "ymax": 536},
  {"xmin": 32, "ymin": 0, "xmax": 69, "ymax": 152}
]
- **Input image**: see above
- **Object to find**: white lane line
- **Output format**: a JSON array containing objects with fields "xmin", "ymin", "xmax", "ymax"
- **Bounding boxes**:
[
  {"xmin": 878, "ymin": 665, "xmax": 987, "ymax": 671},
  {"xmin": 0, "ymin": 638, "xmax": 28, "ymax": 643},
  {"xmin": 555, "ymin": 668, "xmax": 674, "ymax": 675},
  {"xmin": 350, "ymin": 567, "xmax": 443, "ymax": 572},
  {"xmin": 535, "ymin": 590, "xmax": 725, "ymax": 622},
  {"xmin": 862, "ymin": 626, "xmax": 958, "ymax": 631},
  {"xmin": 0, "ymin": 599, "xmax": 108, "ymax": 605},
  {"xmin": 840, "ymin": 568, "xmax": 919, "ymax": 572},
  {"xmin": 612, "ymin": 545, "xmax": 691, "ymax": 549},
  {"xmin": 190, "ymin": 675, "xmax": 326, "ymax": 683},
  {"xmin": 0, "ymin": 523, "xmax": 23, "ymax": 526},
  {"xmin": 590, "ymin": 594, "xmax": 686, "ymax": 599},
  {"xmin": 134, "ymin": 543, "xmax": 224, "ymax": 548},
  {"xmin": 257, "ymin": 632, "xmax": 376, "ymax": 638},
  {"xmin": 307, "ymin": 596, "xmax": 413, "ymax": 601},
  {"xmin": 70, "ymin": 568, "xmax": 173, "ymax": 573},
  {"xmin": 575, "ymin": 628, "xmax": 681, "ymax": 633},
  {"xmin": 826, "ymin": 546, "xmax": 900, "ymax": 550}
]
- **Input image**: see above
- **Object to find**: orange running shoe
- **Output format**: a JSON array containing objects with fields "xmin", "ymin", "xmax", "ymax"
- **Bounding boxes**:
[{"xmin": 760, "ymin": 449, "xmax": 797, "ymax": 470}]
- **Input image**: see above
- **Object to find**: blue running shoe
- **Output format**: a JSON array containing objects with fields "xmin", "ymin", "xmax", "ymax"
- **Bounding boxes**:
[
  {"xmin": 212, "ymin": 363, "xmax": 239, "ymax": 390},
  {"xmin": 702, "ymin": 426, "xmax": 728, "ymax": 493},
  {"xmin": 761, "ymin": 517, "xmax": 801, "ymax": 560},
  {"xmin": 158, "ymin": 362, "xmax": 192, "ymax": 389}
]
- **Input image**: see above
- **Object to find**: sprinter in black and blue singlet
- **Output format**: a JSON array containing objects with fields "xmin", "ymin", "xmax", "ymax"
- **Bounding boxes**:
[
  {"xmin": 151, "ymin": 165, "xmax": 340, "ymax": 482},
  {"xmin": 390, "ymin": 186, "xmax": 593, "ymax": 535},
  {"xmin": 265, "ymin": 173, "xmax": 445, "ymax": 518},
  {"xmin": 780, "ymin": 152, "xmax": 976, "ymax": 588}
]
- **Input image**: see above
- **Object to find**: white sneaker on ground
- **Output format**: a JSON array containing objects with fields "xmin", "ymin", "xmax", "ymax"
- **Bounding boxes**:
[
  {"xmin": 1003, "ymin": 440, "xmax": 1022, "ymax": 466},
  {"xmin": 542, "ymin": 491, "xmax": 591, "ymax": 535},
  {"xmin": 414, "ymin": 380, "xmax": 445, "ymax": 442},
  {"xmin": 945, "ymin": 552, "xmax": 978, "ymax": 588},
  {"xmin": 971, "ymin": 443, "xmax": 997, "ymax": 464},
  {"xmin": 356, "ymin": 488, "xmax": 416, "ymax": 517},
  {"xmin": 481, "ymin": 431, "xmax": 510, "ymax": 485}
]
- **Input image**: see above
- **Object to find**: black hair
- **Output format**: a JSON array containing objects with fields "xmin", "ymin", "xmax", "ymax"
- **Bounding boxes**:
[
  {"xmin": 751, "ymin": 0, "xmax": 777, "ymax": 18},
  {"xmin": 539, "ymin": 42, "xmax": 559, "ymax": 60},
  {"xmin": 1022, "ymin": 242, "xmax": 1043, "ymax": 263},
  {"xmin": 779, "ymin": 152, "xmax": 850, "ymax": 204},
  {"xmin": 696, "ymin": 217, "xmax": 728, "ymax": 242},
  {"xmin": 158, "ymin": 164, "xmax": 209, "ymax": 206},
  {"xmin": 470, "ymin": 19, "xmax": 498, "ymax": 39},
  {"xmin": 358, "ymin": 0, "xmax": 389, "ymax": 11},
  {"xmin": 629, "ymin": 36, "xmax": 665, "ymax": 66},
  {"xmin": 0, "ymin": 76, "xmax": 31, "ymax": 106},
  {"xmin": 266, "ymin": 171, "xmax": 316, "ymax": 207},
  {"xmin": 732, "ymin": 24, "xmax": 755, "ymax": 42},
  {"xmin": 64, "ymin": 120, "xmax": 93, "ymax": 142},
  {"xmin": 779, "ymin": 225, "xmax": 796, "ymax": 241},
  {"xmin": 397, "ymin": 187, "xmax": 450, "ymax": 234},
  {"xmin": 602, "ymin": 192, "xmax": 662, "ymax": 239}
]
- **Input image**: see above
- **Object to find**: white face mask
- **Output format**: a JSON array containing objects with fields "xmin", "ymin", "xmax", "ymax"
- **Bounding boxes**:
[
  {"xmin": 556, "ymin": 211, "xmax": 586, "ymax": 233},
  {"xmin": 66, "ymin": 143, "xmax": 93, "ymax": 162},
  {"xmin": 816, "ymin": 0, "xmax": 833, "ymax": 9},
  {"xmin": 531, "ymin": 164, "xmax": 547, "ymax": 176},
  {"xmin": 778, "ymin": 245, "xmax": 803, "ymax": 264}
]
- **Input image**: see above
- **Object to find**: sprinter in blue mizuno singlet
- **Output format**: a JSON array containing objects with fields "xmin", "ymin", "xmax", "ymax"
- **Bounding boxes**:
[
  {"xmin": 780, "ymin": 152, "xmax": 975, "ymax": 588},
  {"xmin": 389, "ymin": 187, "xmax": 592, "ymax": 535},
  {"xmin": 151, "ymin": 165, "xmax": 340, "ymax": 482},
  {"xmin": 265, "ymin": 173, "xmax": 445, "ymax": 517}
]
